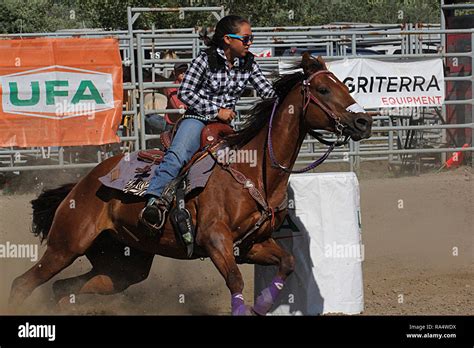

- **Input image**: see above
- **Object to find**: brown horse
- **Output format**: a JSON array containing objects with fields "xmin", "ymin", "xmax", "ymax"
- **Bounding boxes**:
[{"xmin": 9, "ymin": 54, "xmax": 372, "ymax": 315}]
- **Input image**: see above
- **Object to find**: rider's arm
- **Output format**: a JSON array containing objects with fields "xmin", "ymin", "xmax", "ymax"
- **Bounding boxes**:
[{"xmin": 248, "ymin": 62, "xmax": 276, "ymax": 99}]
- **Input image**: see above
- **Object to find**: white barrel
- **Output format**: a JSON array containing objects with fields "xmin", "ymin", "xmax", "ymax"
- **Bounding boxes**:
[{"xmin": 254, "ymin": 172, "xmax": 364, "ymax": 315}]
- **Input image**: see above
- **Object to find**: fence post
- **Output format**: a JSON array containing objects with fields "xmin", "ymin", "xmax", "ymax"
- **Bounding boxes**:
[
  {"xmin": 136, "ymin": 34, "xmax": 147, "ymax": 151},
  {"xmin": 471, "ymin": 32, "xmax": 474, "ymax": 167}
]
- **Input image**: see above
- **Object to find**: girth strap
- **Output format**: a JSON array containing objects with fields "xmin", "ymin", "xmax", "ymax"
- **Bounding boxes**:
[{"xmin": 233, "ymin": 192, "xmax": 288, "ymax": 248}]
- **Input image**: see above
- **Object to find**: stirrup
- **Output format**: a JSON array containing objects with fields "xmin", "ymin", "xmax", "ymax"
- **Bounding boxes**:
[{"xmin": 139, "ymin": 197, "xmax": 169, "ymax": 232}]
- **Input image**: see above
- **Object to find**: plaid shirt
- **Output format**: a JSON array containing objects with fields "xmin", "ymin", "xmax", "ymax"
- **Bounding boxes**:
[{"xmin": 178, "ymin": 47, "xmax": 275, "ymax": 121}]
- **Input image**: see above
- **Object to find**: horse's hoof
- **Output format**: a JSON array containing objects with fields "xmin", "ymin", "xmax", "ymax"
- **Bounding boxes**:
[
  {"xmin": 252, "ymin": 299, "xmax": 274, "ymax": 316},
  {"xmin": 232, "ymin": 304, "xmax": 254, "ymax": 316},
  {"xmin": 251, "ymin": 306, "xmax": 267, "ymax": 316}
]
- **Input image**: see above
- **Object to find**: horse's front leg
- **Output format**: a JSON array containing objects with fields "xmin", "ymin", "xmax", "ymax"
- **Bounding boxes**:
[
  {"xmin": 199, "ymin": 222, "xmax": 253, "ymax": 316},
  {"xmin": 240, "ymin": 238, "xmax": 295, "ymax": 315}
]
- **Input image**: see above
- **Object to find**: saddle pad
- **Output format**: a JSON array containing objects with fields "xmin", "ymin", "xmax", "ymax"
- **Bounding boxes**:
[{"xmin": 99, "ymin": 151, "xmax": 216, "ymax": 197}]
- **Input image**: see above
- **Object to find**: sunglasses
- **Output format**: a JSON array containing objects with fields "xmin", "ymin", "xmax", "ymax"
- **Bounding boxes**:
[{"xmin": 226, "ymin": 34, "xmax": 254, "ymax": 45}]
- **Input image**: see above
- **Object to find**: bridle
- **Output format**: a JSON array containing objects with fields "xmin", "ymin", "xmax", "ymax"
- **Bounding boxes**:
[
  {"xmin": 303, "ymin": 70, "xmax": 350, "ymax": 146},
  {"xmin": 267, "ymin": 69, "xmax": 351, "ymax": 174}
]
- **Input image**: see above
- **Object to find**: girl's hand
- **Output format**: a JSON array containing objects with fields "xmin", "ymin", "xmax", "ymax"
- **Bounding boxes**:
[{"xmin": 217, "ymin": 108, "xmax": 236, "ymax": 123}]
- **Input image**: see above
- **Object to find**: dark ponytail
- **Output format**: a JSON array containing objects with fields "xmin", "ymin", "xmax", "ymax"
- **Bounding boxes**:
[{"xmin": 208, "ymin": 15, "xmax": 250, "ymax": 48}]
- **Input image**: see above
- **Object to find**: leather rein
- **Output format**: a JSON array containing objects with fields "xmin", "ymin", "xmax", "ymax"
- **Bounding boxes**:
[{"xmin": 268, "ymin": 70, "xmax": 351, "ymax": 174}]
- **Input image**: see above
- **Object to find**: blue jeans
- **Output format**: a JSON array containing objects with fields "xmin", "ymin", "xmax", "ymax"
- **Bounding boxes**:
[{"xmin": 145, "ymin": 118, "xmax": 205, "ymax": 197}]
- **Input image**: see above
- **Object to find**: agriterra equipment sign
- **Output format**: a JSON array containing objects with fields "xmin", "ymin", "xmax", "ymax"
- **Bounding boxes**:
[
  {"xmin": 0, "ymin": 38, "xmax": 123, "ymax": 147},
  {"xmin": 327, "ymin": 58, "xmax": 445, "ymax": 108},
  {"xmin": 280, "ymin": 58, "xmax": 445, "ymax": 109}
]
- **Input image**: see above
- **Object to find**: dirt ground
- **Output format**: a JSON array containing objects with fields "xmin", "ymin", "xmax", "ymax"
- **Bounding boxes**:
[{"xmin": 0, "ymin": 165, "xmax": 472, "ymax": 315}]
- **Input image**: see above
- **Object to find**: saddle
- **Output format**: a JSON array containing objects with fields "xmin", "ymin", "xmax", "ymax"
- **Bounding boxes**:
[{"xmin": 137, "ymin": 122, "xmax": 234, "ymax": 167}]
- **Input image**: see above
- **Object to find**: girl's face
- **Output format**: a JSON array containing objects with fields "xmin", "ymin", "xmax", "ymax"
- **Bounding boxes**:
[{"xmin": 224, "ymin": 22, "xmax": 253, "ymax": 58}]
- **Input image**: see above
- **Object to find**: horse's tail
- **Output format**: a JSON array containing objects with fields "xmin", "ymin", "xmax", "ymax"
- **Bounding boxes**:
[{"xmin": 31, "ymin": 183, "xmax": 76, "ymax": 243}]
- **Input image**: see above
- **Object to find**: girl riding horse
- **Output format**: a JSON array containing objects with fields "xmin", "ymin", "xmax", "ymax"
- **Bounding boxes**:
[
  {"xmin": 9, "ymin": 51, "xmax": 373, "ymax": 317},
  {"xmin": 140, "ymin": 15, "xmax": 276, "ymax": 232}
]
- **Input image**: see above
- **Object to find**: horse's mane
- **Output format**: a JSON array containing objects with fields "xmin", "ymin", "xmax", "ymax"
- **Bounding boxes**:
[{"xmin": 226, "ymin": 58, "xmax": 324, "ymax": 148}]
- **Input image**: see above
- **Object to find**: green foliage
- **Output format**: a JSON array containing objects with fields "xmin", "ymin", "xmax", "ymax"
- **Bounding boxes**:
[
  {"xmin": 220, "ymin": 0, "xmax": 441, "ymax": 27},
  {"xmin": 0, "ymin": 0, "xmax": 78, "ymax": 33},
  {"xmin": 0, "ymin": 0, "xmax": 441, "ymax": 34}
]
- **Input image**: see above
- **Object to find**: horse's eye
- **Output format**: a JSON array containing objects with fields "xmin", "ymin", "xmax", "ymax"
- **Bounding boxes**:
[{"xmin": 318, "ymin": 87, "xmax": 329, "ymax": 95}]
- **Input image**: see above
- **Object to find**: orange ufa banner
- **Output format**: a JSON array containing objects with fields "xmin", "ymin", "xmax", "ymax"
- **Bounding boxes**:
[{"xmin": 0, "ymin": 38, "xmax": 123, "ymax": 147}]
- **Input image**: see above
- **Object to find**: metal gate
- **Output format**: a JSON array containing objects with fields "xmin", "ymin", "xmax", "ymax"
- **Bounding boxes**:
[{"xmin": 0, "ymin": 5, "xmax": 472, "ymax": 173}]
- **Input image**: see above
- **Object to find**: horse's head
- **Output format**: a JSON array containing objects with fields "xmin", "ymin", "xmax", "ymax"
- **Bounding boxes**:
[{"xmin": 299, "ymin": 53, "xmax": 372, "ymax": 141}]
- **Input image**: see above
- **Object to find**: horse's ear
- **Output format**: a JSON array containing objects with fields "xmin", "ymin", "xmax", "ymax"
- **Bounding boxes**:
[
  {"xmin": 316, "ymin": 55, "xmax": 328, "ymax": 70},
  {"xmin": 301, "ymin": 52, "xmax": 316, "ymax": 76}
]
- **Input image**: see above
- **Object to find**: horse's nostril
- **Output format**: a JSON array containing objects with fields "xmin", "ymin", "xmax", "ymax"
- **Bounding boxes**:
[{"xmin": 355, "ymin": 117, "xmax": 369, "ymax": 131}]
